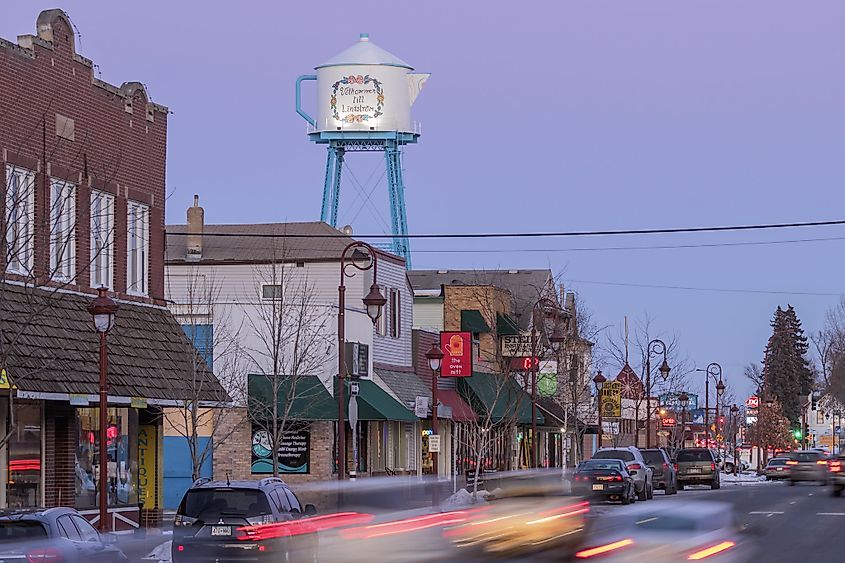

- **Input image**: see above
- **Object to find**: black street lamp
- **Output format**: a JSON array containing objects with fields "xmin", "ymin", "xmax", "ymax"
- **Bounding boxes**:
[
  {"xmin": 730, "ymin": 404, "xmax": 740, "ymax": 475},
  {"xmin": 87, "ymin": 287, "xmax": 118, "ymax": 533},
  {"xmin": 695, "ymin": 363, "xmax": 724, "ymax": 448},
  {"xmin": 593, "ymin": 371, "xmax": 607, "ymax": 450},
  {"xmin": 337, "ymin": 242, "xmax": 386, "ymax": 481},
  {"xmin": 425, "ymin": 343, "xmax": 444, "ymax": 477},
  {"xmin": 645, "ymin": 339, "xmax": 670, "ymax": 449}
]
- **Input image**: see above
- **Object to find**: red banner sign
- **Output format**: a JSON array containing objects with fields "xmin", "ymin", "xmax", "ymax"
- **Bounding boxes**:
[
  {"xmin": 661, "ymin": 417, "xmax": 676, "ymax": 426},
  {"xmin": 440, "ymin": 332, "xmax": 472, "ymax": 377}
]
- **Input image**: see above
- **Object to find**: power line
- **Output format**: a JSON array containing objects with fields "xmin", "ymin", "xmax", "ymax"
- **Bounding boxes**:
[
  {"xmin": 565, "ymin": 278, "xmax": 844, "ymax": 297},
  {"xmin": 167, "ymin": 218, "xmax": 845, "ymax": 240}
]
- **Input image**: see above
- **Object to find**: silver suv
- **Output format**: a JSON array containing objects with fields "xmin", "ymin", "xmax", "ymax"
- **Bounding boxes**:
[{"xmin": 591, "ymin": 447, "xmax": 654, "ymax": 501}]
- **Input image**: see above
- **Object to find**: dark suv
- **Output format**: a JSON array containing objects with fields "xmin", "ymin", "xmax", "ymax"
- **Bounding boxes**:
[
  {"xmin": 173, "ymin": 478, "xmax": 318, "ymax": 562},
  {"xmin": 0, "ymin": 507, "xmax": 127, "ymax": 562},
  {"xmin": 675, "ymin": 448, "xmax": 720, "ymax": 490},
  {"xmin": 641, "ymin": 448, "xmax": 678, "ymax": 495}
]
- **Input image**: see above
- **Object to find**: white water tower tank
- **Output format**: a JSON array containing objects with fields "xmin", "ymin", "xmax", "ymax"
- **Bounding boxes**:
[{"xmin": 315, "ymin": 33, "xmax": 428, "ymax": 133}]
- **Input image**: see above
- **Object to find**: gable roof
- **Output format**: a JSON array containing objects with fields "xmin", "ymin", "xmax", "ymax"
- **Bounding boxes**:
[
  {"xmin": 408, "ymin": 269, "xmax": 554, "ymax": 329},
  {"xmin": 615, "ymin": 363, "xmax": 645, "ymax": 400}
]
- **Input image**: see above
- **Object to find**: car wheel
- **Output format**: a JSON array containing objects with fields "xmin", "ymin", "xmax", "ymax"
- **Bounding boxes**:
[
  {"xmin": 647, "ymin": 483, "xmax": 654, "ymax": 499},
  {"xmin": 622, "ymin": 489, "xmax": 631, "ymax": 505},
  {"xmin": 711, "ymin": 478, "xmax": 720, "ymax": 490},
  {"xmin": 637, "ymin": 483, "xmax": 648, "ymax": 501},
  {"xmin": 833, "ymin": 486, "xmax": 843, "ymax": 498}
]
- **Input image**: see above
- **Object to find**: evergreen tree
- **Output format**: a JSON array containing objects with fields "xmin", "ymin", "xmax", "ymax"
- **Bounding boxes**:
[{"xmin": 762, "ymin": 306, "xmax": 813, "ymax": 424}]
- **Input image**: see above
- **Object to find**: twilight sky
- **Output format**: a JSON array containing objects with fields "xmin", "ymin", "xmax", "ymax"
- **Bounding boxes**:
[{"xmin": 4, "ymin": 1, "xmax": 845, "ymax": 399}]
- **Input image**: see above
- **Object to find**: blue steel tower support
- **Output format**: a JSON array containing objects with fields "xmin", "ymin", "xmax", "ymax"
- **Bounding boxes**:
[{"xmin": 384, "ymin": 141, "xmax": 410, "ymax": 267}]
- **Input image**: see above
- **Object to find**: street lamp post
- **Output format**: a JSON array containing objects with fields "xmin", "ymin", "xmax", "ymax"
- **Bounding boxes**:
[
  {"xmin": 763, "ymin": 395, "xmax": 774, "ymax": 462},
  {"xmin": 645, "ymin": 340, "xmax": 671, "ymax": 449},
  {"xmin": 730, "ymin": 404, "xmax": 740, "ymax": 475},
  {"xmin": 679, "ymin": 392, "xmax": 690, "ymax": 448},
  {"xmin": 695, "ymin": 363, "xmax": 723, "ymax": 448},
  {"xmin": 593, "ymin": 372, "xmax": 607, "ymax": 450},
  {"xmin": 425, "ymin": 343, "xmax": 444, "ymax": 477},
  {"xmin": 529, "ymin": 298, "xmax": 568, "ymax": 468},
  {"xmin": 337, "ymin": 242, "xmax": 386, "ymax": 481},
  {"xmin": 715, "ymin": 378, "xmax": 725, "ymax": 456},
  {"xmin": 87, "ymin": 287, "xmax": 118, "ymax": 533}
]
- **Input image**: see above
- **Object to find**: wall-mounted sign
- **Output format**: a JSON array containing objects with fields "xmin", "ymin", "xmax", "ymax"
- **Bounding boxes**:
[
  {"xmin": 345, "ymin": 342, "xmax": 369, "ymax": 377},
  {"xmin": 138, "ymin": 425, "xmax": 157, "ymax": 508},
  {"xmin": 415, "ymin": 396, "xmax": 429, "ymax": 418},
  {"xmin": 440, "ymin": 332, "xmax": 472, "ymax": 377},
  {"xmin": 428, "ymin": 434, "xmax": 441, "ymax": 453},
  {"xmin": 501, "ymin": 333, "xmax": 532, "ymax": 357},
  {"xmin": 251, "ymin": 426, "xmax": 311, "ymax": 474}
]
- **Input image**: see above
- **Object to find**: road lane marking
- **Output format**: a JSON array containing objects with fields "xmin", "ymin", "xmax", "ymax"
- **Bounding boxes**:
[
  {"xmin": 817, "ymin": 512, "xmax": 845, "ymax": 516},
  {"xmin": 790, "ymin": 501, "xmax": 797, "ymax": 505},
  {"xmin": 749, "ymin": 511, "xmax": 784, "ymax": 515}
]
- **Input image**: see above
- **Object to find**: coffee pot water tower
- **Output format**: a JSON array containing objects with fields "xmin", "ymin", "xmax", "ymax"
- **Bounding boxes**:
[{"xmin": 296, "ymin": 34, "xmax": 429, "ymax": 267}]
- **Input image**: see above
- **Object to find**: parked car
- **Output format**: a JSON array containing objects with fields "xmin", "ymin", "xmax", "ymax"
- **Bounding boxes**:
[
  {"xmin": 0, "ymin": 507, "xmax": 127, "ymax": 562},
  {"xmin": 719, "ymin": 454, "xmax": 748, "ymax": 474},
  {"xmin": 640, "ymin": 448, "xmax": 678, "ymax": 495},
  {"xmin": 573, "ymin": 459, "xmax": 637, "ymax": 504},
  {"xmin": 828, "ymin": 455, "xmax": 845, "ymax": 496},
  {"xmin": 674, "ymin": 448, "xmax": 721, "ymax": 490},
  {"xmin": 786, "ymin": 450, "xmax": 828, "ymax": 486},
  {"xmin": 591, "ymin": 447, "xmax": 654, "ymax": 501},
  {"xmin": 172, "ymin": 477, "xmax": 319, "ymax": 562},
  {"xmin": 763, "ymin": 457, "xmax": 791, "ymax": 480}
]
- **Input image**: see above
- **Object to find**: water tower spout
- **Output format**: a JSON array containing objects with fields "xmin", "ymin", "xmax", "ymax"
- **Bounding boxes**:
[{"xmin": 407, "ymin": 73, "xmax": 430, "ymax": 106}]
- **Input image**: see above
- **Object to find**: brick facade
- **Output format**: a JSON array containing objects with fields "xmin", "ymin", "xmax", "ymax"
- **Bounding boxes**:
[
  {"xmin": 0, "ymin": 9, "xmax": 168, "ymax": 304},
  {"xmin": 212, "ymin": 407, "xmax": 252, "ymax": 481}
]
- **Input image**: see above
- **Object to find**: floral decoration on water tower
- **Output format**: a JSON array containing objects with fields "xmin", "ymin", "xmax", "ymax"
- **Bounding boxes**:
[{"xmin": 330, "ymin": 74, "xmax": 385, "ymax": 123}]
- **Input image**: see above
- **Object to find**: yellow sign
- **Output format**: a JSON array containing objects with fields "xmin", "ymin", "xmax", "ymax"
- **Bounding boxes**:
[
  {"xmin": 0, "ymin": 369, "xmax": 16, "ymax": 390},
  {"xmin": 601, "ymin": 381, "xmax": 622, "ymax": 418},
  {"xmin": 138, "ymin": 425, "xmax": 157, "ymax": 509}
]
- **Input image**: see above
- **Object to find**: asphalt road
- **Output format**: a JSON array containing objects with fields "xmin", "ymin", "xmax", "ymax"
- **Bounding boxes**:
[{"xmin": 589, "ymin": 479, "xmax": 845, "ymax": 562}]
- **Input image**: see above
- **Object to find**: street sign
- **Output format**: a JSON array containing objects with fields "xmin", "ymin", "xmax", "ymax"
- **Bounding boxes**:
[
  {"xmin": 501, "ymin": 333, "xmax": 533, "ymax": 357},
  {"xmin": 415, "ymin": 396, "xmax": 429, "ymax": 418},
  {"xmin": 601, "ymin": 381, "xmax": 622, "ymax": 418},
  {"xmin": 429, "ymin": 434, "xmax": 441, "ymax": 453},
  {"xmin": 440, "ymin": 332, "xmax": 472, "ymax": 377}
]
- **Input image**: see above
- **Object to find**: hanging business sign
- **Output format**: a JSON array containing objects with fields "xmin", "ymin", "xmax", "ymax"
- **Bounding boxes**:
[
  {"xmin": 501, "ymin": 333, "xmax": 533, "ymax": 357},
  {"xmin": 251, "ymin": 426, "xmax": 311, "ymax": 474},
  {"xmin": 429, "ymin": 434, "xmax": 441, "ymax": 453},
  {"xmin": 440, "ymin": 332, "xmax": 472, "ymax": 377},
  {"xmin": 601, "ymin": 381, "xmax": 622, "ymax": 418}
]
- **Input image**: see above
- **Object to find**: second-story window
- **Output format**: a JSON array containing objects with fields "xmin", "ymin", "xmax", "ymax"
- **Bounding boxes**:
[
  {"xmin": 49, "ymin": 178, "xmax": 76, "ymax": 282},
  {"xmin": 390, "ymin": 288, "xmax": 401, "ymax": 338},
  {"xmin": 90, "ymin": 190, "xmax": 114, "ymax": 289},
  {"xmin": 262, "ymin": 284, "xmax": 283, "ymax": 299},
  {"xmin": 127, "ymin": 201, "xmax": 149, "ymax": 295},
  {"xmin": 4, "ymin": 165, "xmax": 35, "ymax": 275}
]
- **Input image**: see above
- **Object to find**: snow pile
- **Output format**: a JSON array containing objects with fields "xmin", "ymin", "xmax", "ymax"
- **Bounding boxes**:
[
  {"xmin": 442, "ymin": 488, "xmax": 490, "ymax": 509},
  {"xmin": 143, "ymin": 540, "xmax": 172, "ymax": 562},
  {"xmin": 720, "ymin": 472, "xmax": 770, "ymax": 485}
]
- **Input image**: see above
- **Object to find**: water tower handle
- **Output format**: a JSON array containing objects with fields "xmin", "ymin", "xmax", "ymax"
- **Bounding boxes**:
[{"xmin": 296, "ymin": 75, "xmax": 317, "ymax": 127}]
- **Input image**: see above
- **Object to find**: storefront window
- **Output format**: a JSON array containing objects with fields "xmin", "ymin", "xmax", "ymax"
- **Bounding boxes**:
[
  {"xmin": 6, "ymin": 402, "xmax": 42, "ymax": 508},
  {"xmin": 76, "ymin": 408, "xmax": 138, "ymax": 509}
]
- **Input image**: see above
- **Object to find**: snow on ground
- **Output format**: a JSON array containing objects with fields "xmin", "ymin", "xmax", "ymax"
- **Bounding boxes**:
[
  {"xmin": 442, "ymin": 488, "xmax": 490, "ymax": 509},
  {"xmin": 143, "ymin": 540, "xmax": 171, "ymax": 562},
  {"xmin": 720, "ymin": 472, "xmax": 771, "ymax": 485}
]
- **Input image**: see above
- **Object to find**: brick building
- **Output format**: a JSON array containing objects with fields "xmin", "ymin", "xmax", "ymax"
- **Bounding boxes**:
[{"xmin": 0, "ymin": 10, "xmax": 222, "ymax": 528}]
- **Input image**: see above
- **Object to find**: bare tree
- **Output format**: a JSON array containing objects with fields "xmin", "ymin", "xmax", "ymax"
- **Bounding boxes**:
[
  {"xmin": 164, "ymin": 267, "xmax": 247, "ymax": 481},
  {"xmin": 246, "ymin": 251, "xmax": 333, "ymax": 478}
]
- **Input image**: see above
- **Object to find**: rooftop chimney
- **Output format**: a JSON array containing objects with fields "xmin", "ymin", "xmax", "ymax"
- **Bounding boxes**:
[{"xmin": 186, "ymin": 194, "xmax": 204, "ymax": 261}]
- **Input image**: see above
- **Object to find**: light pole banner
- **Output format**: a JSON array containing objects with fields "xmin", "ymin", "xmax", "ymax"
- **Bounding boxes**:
[{"xmin": 601, "ymin": 381, "xmax": 622, "ymax": 418}]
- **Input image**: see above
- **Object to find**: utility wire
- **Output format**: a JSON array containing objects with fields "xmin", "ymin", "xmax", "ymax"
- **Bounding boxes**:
[
  {"xmin": 167, "ymin": 218, "xmax": 845, "ymax": 240},
  {"xmin": 565, "ymin": 279, "xmax": 844, "ymax": 297}
]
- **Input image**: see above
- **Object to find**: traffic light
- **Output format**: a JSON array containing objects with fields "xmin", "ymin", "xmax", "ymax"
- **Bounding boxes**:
[{"xmin": 793, "ymin": 428, "xmax": 803, "ymax": 440}]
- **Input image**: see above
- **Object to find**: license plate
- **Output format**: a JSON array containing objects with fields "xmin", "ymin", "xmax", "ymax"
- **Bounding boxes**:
[
  {"xmin": 687, "ymin": 468, "xmax": 701, "ymax": 473},
  {"xmin": 592, "ymin": 484, "xmax": 604, "ymax": 491},
  {"xmin": 211, "ymin": 526, "xmax": 232, "ymax": 536}
]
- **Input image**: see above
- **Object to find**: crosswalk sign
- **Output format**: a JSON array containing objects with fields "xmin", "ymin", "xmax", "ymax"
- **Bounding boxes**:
[{"xmin": 0, "ymin": 369, "xmax": 15, "ymax": 390}]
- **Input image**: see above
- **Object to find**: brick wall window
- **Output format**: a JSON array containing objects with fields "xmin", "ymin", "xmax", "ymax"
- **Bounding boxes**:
[
  {"xmin": 90, "ymin": 190, "xmax": 114, "ymax": 289},
  {"xmin": 49, "ymin": 178, "xmax": 76, "ymax": 282},
  {"xmin": 4, "ymin": 165, "xmax": 35, "ymax": 275},
  {"xmin": 127, "ymin": 200, "xmax": 149, "ymax": 296}
]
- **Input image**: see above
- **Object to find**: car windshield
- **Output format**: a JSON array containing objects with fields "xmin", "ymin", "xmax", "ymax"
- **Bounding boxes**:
[
  {"xmin": 0, "ymin": 521, "xmax": 48, "ymax": 543},
  {"xmin": 578, "ymin": 460, "xmax": 624, "ymax": 471},
  {"xmin": 641, "ymin": 451, "xmax": 666, "ymax": 465},
  {"xmin": 592, "ymin": 450, "xmax": 635, "ymax": 462},
  {"xmin": 791, "ymin": 452, "xmax": 821, "ymax": 463},
  {"xmin": 180, "ymin": 489, "xmax": 272, "ymax": 520},
  {"xmin": 677, "ymin": 450, "xmax": 712, "ymax": 462}
]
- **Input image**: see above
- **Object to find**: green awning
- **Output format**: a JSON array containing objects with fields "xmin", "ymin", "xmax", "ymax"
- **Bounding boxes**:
[
  {"xmin": 496, "ymin": 313, "xmax": 521, "ymax": 335},
  {"xmin": 353, "ymin": 379, "xmax": 417, "ymax": 422},
  {"xmin": 461, "ymin": 310, "xmax": 491, "ymax": 333},
  {"xmin": 458, "ymin": 372, "xmax": 543, "ymax": 425},
  {"xmin": 248, "ymin": 375, "xmax": 336, "ymax": 420},
  {"xmin": 248, "ymin": 375, "xmax": 417, "ymax": 422}
]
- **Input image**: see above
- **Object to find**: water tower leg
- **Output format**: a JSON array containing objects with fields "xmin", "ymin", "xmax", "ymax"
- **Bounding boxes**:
[
  {"xmin": 321, "ymin": 147, "xmax": 336, "ymax": 224},
  {"xmin": 384, "ymin": 141, "xmax": 411, "ymax": 268},
  {"xmin": 331, "ymin": 148, "xmax": 345, "ymax": 228}
]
